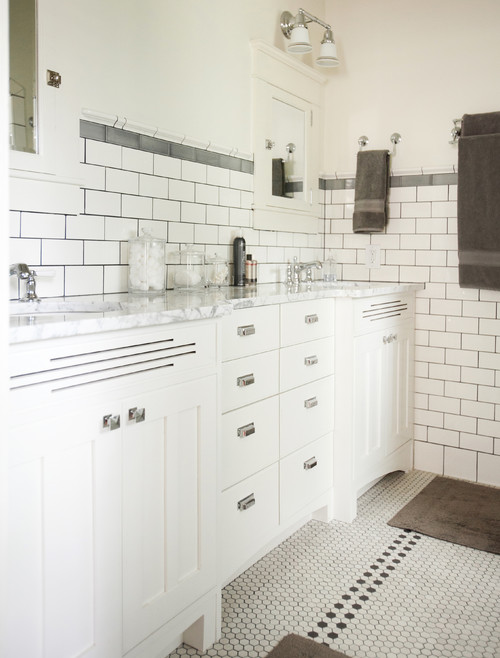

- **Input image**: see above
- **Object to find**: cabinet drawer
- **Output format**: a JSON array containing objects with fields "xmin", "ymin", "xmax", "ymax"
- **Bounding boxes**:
[
  {"xmin": 221, "ymin": 350, "xmax": 279, "ymax": 412},
  {"xmin": 280, "ymin": 299, "xmax": 334, "ymax": 347},
  {"xmin": 280, "ymin": 337, "xmax": 334, "ymax": 392},
  {"xmin": 220, "ymin": 397, "xmax": 279, "ymax": 490},
  {"xmin": 354, "ymin": 292, "xmax": 414, "ymax": 336},
  {"xmin": 221, "ymin": 305, "xmax": 280, "ymax": 362},
  {"xmin": 280, "ymin": 433, "xmax": 333, "ymax": 523},
  {"xmin": 219, "ymin": 464, "xmax": 279, "ymax": 582},
  {"xmin": 280, "ymin": 376, "xmax": 334, "ymax": 457}
]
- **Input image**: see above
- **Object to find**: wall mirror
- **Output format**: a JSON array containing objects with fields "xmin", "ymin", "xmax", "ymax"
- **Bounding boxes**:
[
  {"xmin": 271, "ymin": 97, "xmax": 305, "ymax": 200},
  {"xmin": 9, "ymin": 0, "xmax": 38, "ymax": 153},
  {"xmin": 251, "ymin": 40, "xmax": 326, "ymax": 234}
]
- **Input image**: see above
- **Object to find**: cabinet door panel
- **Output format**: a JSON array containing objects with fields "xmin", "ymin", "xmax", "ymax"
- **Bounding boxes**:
[
  {"xmin": 221, "ymin": 305, "xmax": 280, "ymax": 361},
  {"xmin": 8, "ymin": 401, "xmax": 122, "ymax": 658},
  {"xmin": 219, "ymin": 464, "xmax": 279, "ymax": 583},
  {"xmin": 280, "ymin": 299, "xmax": 334, "ymax": 347},
  {"xmin": 221, "ymin": 396, "xmax": 279, "ymax": 490},
  {"xmin": 353, "ymin": 331, "xmax": 385, "ymax": 489},
  {"xmin": 280, "ymin": 337, "xmax": 334, "ymax": 392},
  {"xmin": 122, "ymin": 376, "xmax": 216, "ymax": 653},
  {"xmin": 280, "ymin": 433, "xmax": 333, "ymax": 523},
  {"xmin": 280, "ymin": 376, "xmax": 334, "ymax": 457},
  {"xmin": 221, "ymin": 350, "xmax": 279, "ymax": 412},
  {"xmin": 386, "ymin": 321, "xmax": 414, "ymax": 455}
]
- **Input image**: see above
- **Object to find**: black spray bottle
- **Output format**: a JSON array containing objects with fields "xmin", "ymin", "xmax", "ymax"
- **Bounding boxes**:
[{"xmin": 233, "ymin": 232, "xmax": 246, "ymax": 286}]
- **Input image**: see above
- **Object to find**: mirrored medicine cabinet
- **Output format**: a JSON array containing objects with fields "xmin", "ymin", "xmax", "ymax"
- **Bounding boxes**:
[
  {"xmin": 9, "ymin": 0, "xmax": 38, "ymax": 154},
  {"xmin": 251, "ymin": 40, "xmax": 326, "ymax": 234}
]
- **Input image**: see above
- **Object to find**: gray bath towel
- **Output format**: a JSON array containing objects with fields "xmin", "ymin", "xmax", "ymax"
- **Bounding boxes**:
[
  {"xmin": 461, "ymin": 111, "xmax": 500, "ymax": 137},
  {"xmin": 272, "ymin": 158, "xmax": 285, "ymax": 197},
  {"xmin": 457, "ymin": 112, "xmax": 500, "ymax": 290},
  {"xmin": 353, "ymin": 150, "xmax": 390, "ymax": 233}
]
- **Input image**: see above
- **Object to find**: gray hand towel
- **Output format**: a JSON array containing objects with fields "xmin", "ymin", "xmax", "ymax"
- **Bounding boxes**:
[
  {"xmin": 461, "ymin": 111, "xmax": 500, "ymax": 137},
  {"xmin": 353, "ymin": 150, "xmax": 390, "ymax": 233},
  {"xmin": 457, "ymin": 131, "xmax": 500, "ymax": 290}
]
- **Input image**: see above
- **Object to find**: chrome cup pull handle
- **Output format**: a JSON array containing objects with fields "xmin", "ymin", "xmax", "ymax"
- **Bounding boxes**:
[
  {"xmin": 237, "ymin": 324, "xmax": 256, "ymax": 337},
  {"xmin": 305, "ymin": 313, "xmax": 319, "ymax": 324},
  {"xmin": 304, "ymin": 396, "xmax": 318, "ymax": 409},
  {"xmin": 237, "ymin": 422, "xmax": 256, "ymax": 438},
  {"xmin": 304, "ymin": 457, "xmax": 318, "ymax": 470},
  {"xmin": 304, "ymin": 355, "xmax": 318, "ymax": 366},
  {"xmin": 237, "ymin": 493, "xmax": 256, "ymax": 511},
  {"xmin": 237, "ymin": 373, "xmax": 255, "ymax": 387}
]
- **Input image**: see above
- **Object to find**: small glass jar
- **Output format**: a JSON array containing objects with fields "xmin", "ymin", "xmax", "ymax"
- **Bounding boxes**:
[
  {"xmin": 173, "ymin": 244, "xmax": 205, "ymax": 290},
  {"xmin": 128, "ymin": 230, "xmax": 166, "ymax": 294},
  {"xmin": 322, "ymin": 252, "xmax": 337, "ymax": 283},
  {"xmin": 206, "ymin": 253, "xmax": 229, "ymax": 287}
]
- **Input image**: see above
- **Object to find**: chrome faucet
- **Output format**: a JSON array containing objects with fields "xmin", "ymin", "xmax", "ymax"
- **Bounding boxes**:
[
  {"xmin": 292, "ymin": 259, "xmax": 322, "ymax": 285},
  {"xmin": 10, "ymin": 263, "xmax": 39, "ymax": 301}
]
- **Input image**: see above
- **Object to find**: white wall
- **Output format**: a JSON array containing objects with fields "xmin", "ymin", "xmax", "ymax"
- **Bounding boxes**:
[
  {"xmin": 43, "ymin": 0, "xmax": 326, "ymax": 155},
  {"xmin": 324, "ymin": 0, "xmax": 500, "ymax": 173}
]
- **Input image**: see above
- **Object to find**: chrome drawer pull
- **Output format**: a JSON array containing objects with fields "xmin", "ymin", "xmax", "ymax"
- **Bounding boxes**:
[
  {"xmin": 304, "ymin": 355, "xmax": 318, "ymax": 366},
  {"xmin": 383, "ymin": 333, "xmax": 398, "ymax": 344},
  {"xmin": 237, "ymin": 493, "xmax": 256, "ymax": 511},
  {"xmin": 305, "ymin": 313, "xmax": 319, "ymax": 324},
  {"xmin": 304, "ymin": 396, "xmax": 318, "ymax": 409},
  {"xmin": 237, "ymin": 422, "xmax": 256, "ymax": 438},
  {"xmin": 237, "ymin": 373, "xmax": 255, "ymax": 387},
  {"xmin": 103, "ymin": 414, "xmax": 120, "ymax": 431},
  {"xmin": 237, "ymin": 324, "xmax": 256, "ymax": 337},
  {"xmin": 304, "ymin": 457, "xmax": 318, "ymax": 470},
  {"xmin": 128, "ymin": 407, "xmax": 146, "ymax": 423}
]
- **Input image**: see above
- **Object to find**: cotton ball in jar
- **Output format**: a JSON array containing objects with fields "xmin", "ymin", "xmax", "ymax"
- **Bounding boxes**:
[{"xmin": 128, "ymin": 232, "xmax": 166, "ymax": 293}]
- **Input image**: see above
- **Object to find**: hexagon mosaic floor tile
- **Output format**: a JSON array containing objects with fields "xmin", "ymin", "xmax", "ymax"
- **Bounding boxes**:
[{"xmin": 169, "ymin": 470, "xmax": 500, "ymax": 658}]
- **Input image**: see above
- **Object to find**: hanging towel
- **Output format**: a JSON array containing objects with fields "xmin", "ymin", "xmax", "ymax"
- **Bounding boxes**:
[
  {"xmin": 272, "ymin": 158, "xmax": 285, "ymax": 197},
  {"xmin": 353, "ymin": 150, "xmax": 390, "ymax": 233},
  {"xmin": 457, "ymin": 111, "xmax": 500, "ymax": 290}
]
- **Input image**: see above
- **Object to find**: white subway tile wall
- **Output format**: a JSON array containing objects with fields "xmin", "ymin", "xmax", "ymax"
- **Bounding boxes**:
[
  {"xmin": 10, "ymin": 121, "xmax": 500, "ymax": 488},
  {"xmin": 324, "ymin": 179, "xmax": 500, "ymax": 488}
]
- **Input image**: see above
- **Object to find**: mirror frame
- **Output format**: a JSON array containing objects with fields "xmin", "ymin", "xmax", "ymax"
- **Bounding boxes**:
[{"xmin": 251, "ymin": 40, "xmax": 326, "ymax": 234}]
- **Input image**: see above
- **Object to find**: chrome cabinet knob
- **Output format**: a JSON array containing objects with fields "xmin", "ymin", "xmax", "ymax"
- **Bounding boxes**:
[
  {"xmin": 128, "ymin": 407, "xmax": 146, "ymax": 423},
  {"xmin": 103, "ymin": 414, "xmax": 120, "ymax": 431}
]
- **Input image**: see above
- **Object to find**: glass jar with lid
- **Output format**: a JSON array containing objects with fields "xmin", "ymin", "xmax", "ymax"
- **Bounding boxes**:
[
  {"xmin": 128, "ymin": 230, "xmax": 166, "ymax": 294},
  {"xmin": 206, "ymin": 253, "xmax": 229, "ymax": 287},
  {"xmin": 173, "ymin": 244, "xmax": 206, "ymax": 290}
]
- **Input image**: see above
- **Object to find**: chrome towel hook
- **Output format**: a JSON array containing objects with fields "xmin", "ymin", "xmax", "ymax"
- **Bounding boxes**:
[
  {"xmin": 390, "ymin": 132, "xmax": 402, "ymax": 154},
  {"xmin": 358, "ymin": 135, "xmax": 369, "ymax": 150},
  {"xmin": 449, "ymin": 118, "xmax": 462, "ymax": 144}
]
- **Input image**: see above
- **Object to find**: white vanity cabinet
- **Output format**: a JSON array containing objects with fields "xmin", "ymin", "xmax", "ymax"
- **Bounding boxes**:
[
  {"xmin": 218, "ymin": 298, "xmax": 334, "ymax": 584},
  {"xmin": 8, "ymin": 321, "xmax": 219, "ymax": 658},
  {"xmin": 219, "ymin": 305, "xmax": 281, "ymax": 583},
  {"xmin": 334, "ymin": 292, "xmax": 415, "ymax": 522}
]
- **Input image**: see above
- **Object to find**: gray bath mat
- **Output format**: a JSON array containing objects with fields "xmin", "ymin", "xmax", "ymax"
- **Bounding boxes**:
[
  {"xmin": 388, "ymin": 475, "xmax": 500, "ymax": 554},
  {"xmin": 266, "ymin": 634, "xmax": 349, "ymax": 658}
]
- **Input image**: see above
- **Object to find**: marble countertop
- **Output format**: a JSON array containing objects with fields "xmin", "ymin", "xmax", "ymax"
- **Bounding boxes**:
[{"xmin": 9, "ymin": 281, "xmax": 423, "ymax": 345}]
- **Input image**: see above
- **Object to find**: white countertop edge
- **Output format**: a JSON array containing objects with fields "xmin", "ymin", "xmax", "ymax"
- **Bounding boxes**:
[{"xmin": 9, "ymin": 282, "xmax": 424, "ymax": 345}]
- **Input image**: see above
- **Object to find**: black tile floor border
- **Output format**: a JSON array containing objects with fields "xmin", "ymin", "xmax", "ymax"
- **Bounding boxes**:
[{"xmin": 308, "ymin": 529, "xmax": 422, "ymax": 647}]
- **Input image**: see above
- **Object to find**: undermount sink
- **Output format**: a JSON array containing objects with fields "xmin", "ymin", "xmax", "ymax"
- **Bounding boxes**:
[{"xmin": 9, "ymin": 300, "xmax": 125, "ymax": 316}]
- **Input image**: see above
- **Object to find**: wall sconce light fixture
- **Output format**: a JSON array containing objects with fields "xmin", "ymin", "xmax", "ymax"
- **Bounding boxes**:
[{"xmin": 280, "ymin": 8, "xmax": 339, "ymax": 68}]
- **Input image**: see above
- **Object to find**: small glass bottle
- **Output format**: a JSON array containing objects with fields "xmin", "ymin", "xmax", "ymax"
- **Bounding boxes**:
[{"xmin": 245, "ymin": 254, "xmax": 253, "ymax": 285}]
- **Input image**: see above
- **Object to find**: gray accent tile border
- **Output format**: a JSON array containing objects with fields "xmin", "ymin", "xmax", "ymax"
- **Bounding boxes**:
[
  {"xmin": 320, "ymin": 171, "xmax": 457, "ymax": 190},
  {"xmin": 80, "ymin": 120, "xmax": 254, "ymax": 174}
]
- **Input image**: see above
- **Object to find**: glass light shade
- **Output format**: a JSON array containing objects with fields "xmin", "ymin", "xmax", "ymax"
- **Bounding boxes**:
[
  {"xmin": 288, "ymin": 25, "xmax": 312, "ymax": 53},
  {"xmin": 316, "ymin": 40, "xmax": 339, "ymax": 67}
]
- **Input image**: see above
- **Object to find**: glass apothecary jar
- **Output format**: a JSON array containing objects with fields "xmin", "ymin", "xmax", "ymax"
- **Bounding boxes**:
[
  {"xmin": 173, "ymin": 244, "xmax": 206, "ymax": 290},
  {"xmin": 128, "ymin": 230, "xmax": 166, "ymax": 294},
  {"xmin": 206, "ymin": 253, "xmax": 229, "ymax": 287}
]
